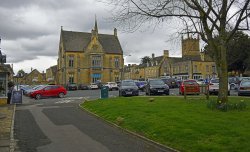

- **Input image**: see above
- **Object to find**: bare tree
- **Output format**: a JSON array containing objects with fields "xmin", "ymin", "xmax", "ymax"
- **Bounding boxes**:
[{"xmin": 106, "ymin": 0, "xmax": 250, "ymax": 103}]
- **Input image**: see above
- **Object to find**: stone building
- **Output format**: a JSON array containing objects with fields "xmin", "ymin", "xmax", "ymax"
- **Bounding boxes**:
[
  {"xmin": 124, "ymin": 35, "xmax": 217, "ymax": 80},
  {"xmin": 57, "ymin": 19, "xmax": 123, "ymax": 86},
  {"xmin": 22, "ymin": 69, "xmax": 46, "ymax": 85},
  {"xmin": 46, "ymin": 65, "xmax": 57, "ymax": 84}
]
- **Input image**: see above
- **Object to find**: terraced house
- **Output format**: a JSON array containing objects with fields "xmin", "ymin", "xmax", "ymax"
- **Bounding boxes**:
[{"xmin": 57, "ymin": 19, "xmax": 123, "ymax": 86}]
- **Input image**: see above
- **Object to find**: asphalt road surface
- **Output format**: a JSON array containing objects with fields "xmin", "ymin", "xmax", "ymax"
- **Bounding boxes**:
[
  {"xmin": 13, "ymin": 88, "xmax": 239, "ymax": 152},
  {"xmin": 13, "ymin": 93, "xmax": 173, "ymax": 152}
]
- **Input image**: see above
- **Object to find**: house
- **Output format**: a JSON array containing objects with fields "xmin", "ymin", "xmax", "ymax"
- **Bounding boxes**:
[
  {"xmin": 124, "ymin": 35, "xmax": 217, "ymax": 80},
  {"xmin": 57, "ymin": 18, "xmax": 123, "ymax": 86}
]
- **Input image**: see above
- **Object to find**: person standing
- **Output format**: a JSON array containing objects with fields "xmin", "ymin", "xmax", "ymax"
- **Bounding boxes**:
[{"xmin": 7, "ymin": 81, "xmax": 14, "ymax": 104}]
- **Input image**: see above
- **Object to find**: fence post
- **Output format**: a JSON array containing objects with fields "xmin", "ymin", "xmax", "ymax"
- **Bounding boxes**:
[
  {"xmin": 184, "ymin": 85, "xmax": 187, "ymax": 100},
  {"xmin": 206, "ymin": 85, "xmax": 209, "ymax": 100}
]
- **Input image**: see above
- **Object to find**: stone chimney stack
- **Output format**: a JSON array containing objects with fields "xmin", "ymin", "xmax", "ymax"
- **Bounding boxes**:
[
  {"xmin": 114, "ymin": 28, "xmax": 117, "ymax": 37},
  {"xmin": 152, "ymin": 53, "xmax": 155, "ymax": 59},
  {"xmin": 164, "ymin": 50, "xmax": 169, "ymax": 57}
]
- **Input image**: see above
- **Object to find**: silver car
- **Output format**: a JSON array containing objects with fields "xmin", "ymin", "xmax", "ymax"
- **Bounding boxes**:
[{"xmin": 238, "ymin": 80, "xmax": 250, "ymax": 96}]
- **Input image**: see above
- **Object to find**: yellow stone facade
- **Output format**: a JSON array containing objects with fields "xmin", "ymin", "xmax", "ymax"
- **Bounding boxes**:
[
  {"xmin": 22, "ymin": 69, "xmax": 46, "ymax": 85},
  {"xmin": 57, "ymin": 20, "xmax": 123, "ymax": 86},
  {"xmin": 46, "ymin": 65, "xmax": 57, "ymax": 84},
  {"xmin": 124, "ymin": 35, "xmax": 217, "ymax": 80}
]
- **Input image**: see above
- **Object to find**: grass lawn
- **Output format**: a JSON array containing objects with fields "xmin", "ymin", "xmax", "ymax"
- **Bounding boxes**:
[{"xmin": 81, "ymin": 96, "xmax": 250, "ymax": 152}]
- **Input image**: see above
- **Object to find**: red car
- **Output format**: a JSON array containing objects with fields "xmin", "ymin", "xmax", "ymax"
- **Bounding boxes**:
[
  {"xmin": 179, "ymin": 79, "xmax": 200, "ymax": 95},
  {"xmin": 30, "ymin": 85, "xmax": 67, "ymax": 100}
]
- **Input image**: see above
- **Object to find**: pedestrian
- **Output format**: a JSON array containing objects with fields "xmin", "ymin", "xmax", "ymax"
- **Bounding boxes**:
[{"xmin": 7, "ymin": 81, "xmax": 14, "ymax": 104}]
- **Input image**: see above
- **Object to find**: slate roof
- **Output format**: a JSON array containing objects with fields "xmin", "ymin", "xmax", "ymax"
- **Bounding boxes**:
[
  {"xmin": 138, "ymin": 56, "xmax": 164, "ymax": 68},
  {"xmin": 61, "ymin": 30, "xmax": 123, "ymax": 54},
  {"xmin": 137, "ymin": 55, "xmax": 203, "ymax": 68},
  {"xmin": 50, "ymin": 65, "xmax": 57, "ymax": 74},
  {"xmin": 0, "ymin": 64, "xmax": 14, "ymax": 74}
]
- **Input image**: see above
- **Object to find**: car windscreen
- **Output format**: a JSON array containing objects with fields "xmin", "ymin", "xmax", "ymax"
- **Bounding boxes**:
[
  {"xmin": 122, "ymin": 81, "xmax": 136, "ymax": 86},
  {"xmin": 241, "ymin": 81, "xmax": 250, "ymax": 87},
  {"xmin": 211, "ymin": 79, "xmax": 219, "ymax": 83},
  {"xmin": 184, "ymin": 81, "xmax": 197, "ymax": 85},
  {"xmin": 34, "ymin": 86, "xmax": 46, "ymax": 90},
  {"xmin": 149, "ymin": 80, "xmax": 165, "ymax": 85}
]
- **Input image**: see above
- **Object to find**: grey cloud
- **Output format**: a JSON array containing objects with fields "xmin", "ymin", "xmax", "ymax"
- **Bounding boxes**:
[{"xmin": 0, "ymin": 0, "xmax": 181, "ymax": 71}]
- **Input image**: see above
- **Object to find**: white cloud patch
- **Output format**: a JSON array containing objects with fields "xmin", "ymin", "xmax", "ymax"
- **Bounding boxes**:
[{"xmin": 0, "ymin": 0, "xmax": 183, "ymax": 74}]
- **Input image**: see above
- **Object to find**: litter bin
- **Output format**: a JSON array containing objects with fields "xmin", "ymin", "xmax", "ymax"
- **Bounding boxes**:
[{"xmin": 100, "ymin": 86, "xmax": 109, "ymax": 99}]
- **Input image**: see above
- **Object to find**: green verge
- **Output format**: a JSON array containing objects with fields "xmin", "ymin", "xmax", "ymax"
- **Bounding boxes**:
[{"xmin": 81, "ymin": 96, "xmax": 250, "ymax": 152}]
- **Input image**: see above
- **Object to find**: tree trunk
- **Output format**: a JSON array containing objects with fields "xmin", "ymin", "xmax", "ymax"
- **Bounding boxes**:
[{"xmin": 218, "ymin": 42, "xmax": 228, "ymax": 103}]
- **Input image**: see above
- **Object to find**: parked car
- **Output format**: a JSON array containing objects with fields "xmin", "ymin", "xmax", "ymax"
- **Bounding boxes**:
[
  {"xmin": 228, "ymin": 77, "xmax": 239, "ymax": 90},
  {"xmin": 196, "ymin": 78, "xmax": 205, "ymax": 85},
  {"xmin": 208, "ymin": 78, "xmax": 230, "ymax": 95},
  {"xmin": 29, "ymin": 85, "xmax": 67, "ymax": 100},
  {"xmin": 19, "ymin": 85, "xmax": 32, "ymax": 94},
  {"xmin": 25, "ymin": 85, "xmax": 45, "ymax": 96},
  {"xmin": 104, "ymin": 82, "xmax": 118, "ymax": 91},
  {"xmin": 89, "ymin": 83, "xmax": 99, "ymax": 90},
  {"xmin": 67, "ymin": 83, "xmax": 78, "ymax": 91},
  {"xmin": 118, "ymin": 80, "xmax": 139, "ymax": 97},
  {"xmin": 238, "ymin": 77, "xmax": 250, "ymax": 88},
  {"xmin": 238, "ymin": 80, "xmax": 250, "ymax": 96},
  {"xmin": 179, "ymin": 79, "xmax": 200, "ymax": 95},
  {"xmin": 78, "ymin": 84, "xmax": 89, "ymax": 90},
  {"xmin": 145, "ymin": 79, "xmax": 169, "ymax": 96},
  {"xmin": 161, "ymin": 78, "xmax": 178, "ymax": 88},
  {"xmin": 134, "ymin": 81, "xmax": 147, "ymax": 91}
]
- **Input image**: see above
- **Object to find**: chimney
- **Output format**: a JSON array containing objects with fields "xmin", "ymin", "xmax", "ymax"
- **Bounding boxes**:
[
  {"xmin": 164, "ymin": 50, "xmax": 169, "ymax": 57},
  {"xmin": 114, "ymin": 28, "xmax": 117, "ymax": 37},
  {"xmin": 152, "ymin": 53, "xmax": 155, "ymax": 58}
]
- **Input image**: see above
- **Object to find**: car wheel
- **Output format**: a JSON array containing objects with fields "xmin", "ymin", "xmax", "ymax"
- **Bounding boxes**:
[
  {"xmin": 59, "ymin": 92, "xmax": 65, "ymax": 98},
  {"xmin": 35, "ymin": 94, "xmax": 41, "ymax": 100}
]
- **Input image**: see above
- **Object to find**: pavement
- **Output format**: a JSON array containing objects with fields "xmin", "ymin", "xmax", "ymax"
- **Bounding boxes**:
[{"xmin": 0, "ymin": 104, "xmax": 14, "ymax": 152}]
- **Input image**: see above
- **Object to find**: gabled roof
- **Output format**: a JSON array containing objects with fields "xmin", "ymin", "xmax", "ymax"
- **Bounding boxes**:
[
  {"xmin": 61, "ymin": 30, "xmax": 123, "ymax": 54},
  {"xmin": 0, "ymin": 64, "xmax": 14, "ymax": 74},
  {"xmin": 50, "ymin": 65, "xmax": 57, "ymax": 74},
  {"xmin": 138, "ymin": 56, "xmax": 164, "ymax": 68}
]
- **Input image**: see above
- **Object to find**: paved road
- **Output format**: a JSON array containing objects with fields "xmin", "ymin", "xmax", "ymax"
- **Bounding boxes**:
[
  {"xmin": 67, "ymin": 88, "xmax": 239, "ymax": 100},
  {"xmin": 13, "ymin": 94, "xmax": 173, "ymax": 152}
]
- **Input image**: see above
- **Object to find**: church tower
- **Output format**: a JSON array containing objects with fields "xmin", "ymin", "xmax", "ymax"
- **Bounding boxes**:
[{"xmin": 181, "ymin": 34, "xmax": 200, "ymax": 57}]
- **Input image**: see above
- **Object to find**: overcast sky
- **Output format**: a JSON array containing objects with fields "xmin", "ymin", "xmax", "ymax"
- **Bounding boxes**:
[{"xmin": 0, "ymin": 0, "xmax": 184, "ymax": 74}]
